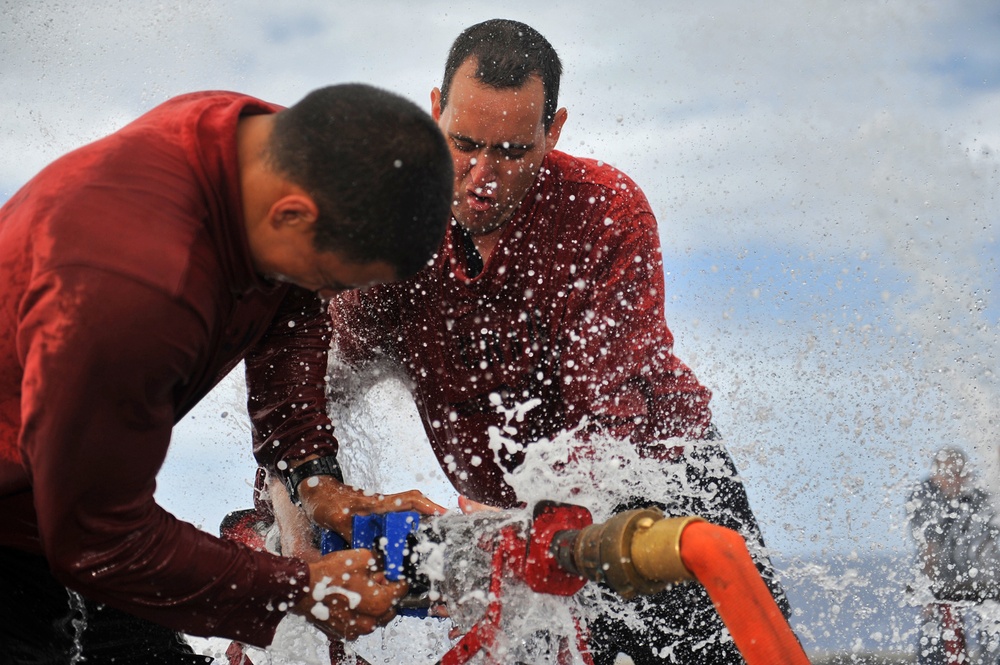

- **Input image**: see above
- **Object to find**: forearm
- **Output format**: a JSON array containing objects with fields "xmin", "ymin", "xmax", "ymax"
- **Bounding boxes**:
[
  {"xmin": 248, "ymin": 287, "xmax": 339, "ymax": 468},
  {"xmin": 57, "ymin": 509, "xmax": 309, "ymax": 643},
  {"xmin": 19, "ymin": 274, "xmax": 310, "ymax": 645}
]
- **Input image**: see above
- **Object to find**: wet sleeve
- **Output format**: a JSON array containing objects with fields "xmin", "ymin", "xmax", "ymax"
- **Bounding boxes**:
[
  {"xmin": 17, "ymin": 267, "xmax": 309, "ymax": 646},
  {"xmin": 323, "ymin": 286, "xmax": 406, "ymax": 410},
  {"xmin": 247, "ymin": 286, "xmax": 340, "ymax": 469},
  {"xmin": 906, "ymin": 483, "xmax": 937, "ymax": 542},
  {"xmin": 557, "ymin": 190, "xmax": 713, "ymax": 448},
  {"xmin": 327, "ymin": 286, "xmax": 401, "ymax": 367}
]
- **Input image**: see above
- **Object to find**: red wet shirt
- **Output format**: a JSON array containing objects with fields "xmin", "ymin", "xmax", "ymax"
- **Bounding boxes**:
[
  {"xmin": 0, "ymin": 92, "xmax": 337, "ymax": 645},
  {"xmin": 330, "ymin": 150, "xmax": 712, "ymax": 508}
]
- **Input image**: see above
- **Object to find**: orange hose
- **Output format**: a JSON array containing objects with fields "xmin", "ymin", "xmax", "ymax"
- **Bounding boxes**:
[{"xmin": 679, "ymin": 521, "xmax": 811, "ymax": 665}]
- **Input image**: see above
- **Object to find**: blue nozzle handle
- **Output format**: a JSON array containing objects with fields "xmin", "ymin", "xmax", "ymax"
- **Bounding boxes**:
[{"xmin": 319, "ymin": 511, "xmax": 421, "ymax": 582}]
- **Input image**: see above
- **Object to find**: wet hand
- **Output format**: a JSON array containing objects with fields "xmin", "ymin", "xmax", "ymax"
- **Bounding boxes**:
[
  {"xmin": 300, "ymin": 477, "xmax": 447, "ymax": 540},
  {"xmin": 292, "ymin": 549, "xmax": 407, "ymax": 641}
]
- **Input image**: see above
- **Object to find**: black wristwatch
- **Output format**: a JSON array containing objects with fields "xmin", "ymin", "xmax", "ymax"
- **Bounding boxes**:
[{"xmin": 280, "ymin": 456, "xmax": 344, "ymax": 505}]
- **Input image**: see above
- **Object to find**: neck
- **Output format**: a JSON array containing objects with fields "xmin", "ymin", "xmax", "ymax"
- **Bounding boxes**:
[
  {"xmin": 471, "ymin": 228, "xmax": 503, "ymax": 264},
  {"xmin": 237, "ymin": 114, "xmax": 278, "ymax": 228},
  {"xmin": 237, "ymin": 114, "xmax": 282, "ymax": 271},
  {"xmin": 236, "ymin": 115, "xmax": 285, "ymax": 274}
]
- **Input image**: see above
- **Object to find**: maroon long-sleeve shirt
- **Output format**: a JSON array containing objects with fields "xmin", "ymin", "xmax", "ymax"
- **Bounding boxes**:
[
  {"xmin": 0, "ymin": 91, "xmax": 338, "ymax": 645},
  {"xmin": 329, "ymin": 150, "xmax": 712, "ymax": 508}
]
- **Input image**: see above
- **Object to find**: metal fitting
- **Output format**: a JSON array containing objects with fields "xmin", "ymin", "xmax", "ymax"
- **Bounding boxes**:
[{"xmin": 551, "ymin": 508, "xmax": 705, "ymax": 599}]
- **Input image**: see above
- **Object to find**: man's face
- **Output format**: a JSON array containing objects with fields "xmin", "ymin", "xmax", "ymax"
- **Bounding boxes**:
[
  {"xmin": 256, "ymin": 225, "xmax": 397, "ymax": 301},
  {"xmin": 432, "ymin": 58, "xmax": 565, "ymax": 238},
  {"xmin": 933, "ymin": 455, "xmax": 968, "ymax": 499}
]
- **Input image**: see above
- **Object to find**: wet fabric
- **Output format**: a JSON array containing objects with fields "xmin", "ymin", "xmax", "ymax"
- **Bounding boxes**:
[
  {"xmin": 915, "ymin": 603, "xmax": 967, "ymax": 665},
  {"xmin": 908, "ymin": 478, "xmax": 1000, "ymax": 664},
  {"xmin": 0, "ymin": 546, "xmax": 213, "ymax": 665},
  {"xmin": 908, "ymin": 479, "xmax": 1000, "ymax": 602},
  {"xmin": 0, "ymin": 91, "xmax": 328, "ymax": 645},
  {"xmin": 327, "ymin": 150, "xmax": 787, "ymax": 662},
  {"xmin": 329, "ymin": 150, "xmax": 714, "ymax": 508},
  {"xmin": 586, "ymin": 443, "xmax": 791, "ymax": 665}
]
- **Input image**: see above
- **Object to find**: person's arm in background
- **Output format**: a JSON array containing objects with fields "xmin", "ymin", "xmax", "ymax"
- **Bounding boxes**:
[
  {"xmin": 906, "ymin": 482, "xmax": 941, "ymax": 579},
  {"xmin": 247, "ymin": 286, "xmax": 445, "ymax": 546}
]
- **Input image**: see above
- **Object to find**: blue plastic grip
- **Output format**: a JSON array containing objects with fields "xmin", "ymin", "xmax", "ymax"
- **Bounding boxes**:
[{"xmin": 319, "ymin": 511, "xmax": 421, "ymax": 582}]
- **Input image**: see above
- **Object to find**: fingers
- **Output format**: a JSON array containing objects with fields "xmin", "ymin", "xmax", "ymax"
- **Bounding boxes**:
[
  {"xmin": 310, "ymin": 589, "xmax": 398, "ymax": 641},
  {"xmin": 353, "ymin": 575, "xmax": 408, "ymax": 616},
  {"xmin": 458, "ymin": 495, "xmax": 501, "ymax": 514},
  {"xmin": 389, "ymin": 490, "xmax": 448, "ymax": 516},
  {"xmin": 318, "ymin": 550, "xmax": 407, "ymax": 613},
  {"xmin": 353, "ymin": 489, "xmax": 447, "ymax": 517},
  {"xmin": 302, "ymin": 481, "xmax": 447, "ymax": 537},
  {"xmin": 295, "ymin": 550, "xmax": 408, "ymax": 641},
  {"xmin": 314, "ymin": 609, "xmax": 385, "ymax": 642},
  {"xmin": 428, "ymin": 602, "xmax": 450, "ymax": 618}
]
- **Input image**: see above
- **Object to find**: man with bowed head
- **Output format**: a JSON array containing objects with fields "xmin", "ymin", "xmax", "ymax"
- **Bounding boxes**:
[
  {"xmin": 0, "ymin": 83, "xmax": 453, "ymax": 662},
  {"xmin": 259, "ymin": 19, "xmax": 790, "ymax": 665}
]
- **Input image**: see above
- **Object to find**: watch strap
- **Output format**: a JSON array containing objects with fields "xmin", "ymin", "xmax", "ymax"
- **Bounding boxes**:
[{"xmin": 281, "ymin": 456, "xmax": 344, "ymax": 505}]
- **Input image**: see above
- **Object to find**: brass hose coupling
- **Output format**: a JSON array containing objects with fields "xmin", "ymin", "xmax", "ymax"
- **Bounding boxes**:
[{"xmin": 550, "ymin": 508, "xmax": 705, "ymax": 599}]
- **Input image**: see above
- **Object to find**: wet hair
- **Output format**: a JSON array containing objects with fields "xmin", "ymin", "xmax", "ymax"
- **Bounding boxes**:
[
  {"xmin": 267, "ymin": 83, "xmax": 453, "ymax": 279},
  {"xmin": 439, "ymin": 19, "xmax": 562, "ymax": 129}
]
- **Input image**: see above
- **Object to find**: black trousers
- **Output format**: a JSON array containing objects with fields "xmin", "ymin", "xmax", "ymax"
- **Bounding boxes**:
[
  {"xmin": 0, "ymin": 546, "xmax": 212, "ymax": 665},
  {"xmin": 584, "ymin": 443, "xmax": 793, "ymax": 665}
]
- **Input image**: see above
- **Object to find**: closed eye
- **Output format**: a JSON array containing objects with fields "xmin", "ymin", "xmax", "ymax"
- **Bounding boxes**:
[
  {"xmin": 451, "ymin": 137, "xmax": 480, "ymax": 153},
  {"xmin": 500, "ymin": 147, "xmax": 529, "ymax": 160}
]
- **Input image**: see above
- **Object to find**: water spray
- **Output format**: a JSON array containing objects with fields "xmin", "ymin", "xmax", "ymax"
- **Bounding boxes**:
[{"xmin": 323, "ymin": 501, "xmax": 810, "ymax": 665}]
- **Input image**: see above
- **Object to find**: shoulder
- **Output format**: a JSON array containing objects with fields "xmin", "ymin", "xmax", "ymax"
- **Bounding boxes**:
[
  {"xmin": 908, "ymin": 479, "xmax": 939, "ymax": 505},
  {"xmin": 543, "ymin": 151, "xmax": 649, "ymax": 206},
  {"xmin": 133, "ymin": 91, "xmax": 282, "ymax": 128},
  {"xmin": 28, "ymin": 158, "xmax": 203, "ymax": 299},
  {"xmin": 31, "ymin": 91, "xmax": 277, "ymax": 298},
  {"xmin": 34, "ymin": 91, "xmax": 272, "ymax": 199},
  {"xmin": 529, "ymin": 153, "xmax": 658, "ymax": 263},
  {"xmin": 536, "ymin": 151, "xmax": 655, "ymax": 235},
  {"xmin": 103, "ymin": 91, "xmax": 279, "ymax": 175}
]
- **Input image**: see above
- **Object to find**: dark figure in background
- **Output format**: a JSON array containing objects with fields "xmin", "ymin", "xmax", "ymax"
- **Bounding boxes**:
[
  {"xmin": 262, "ymin": 19, "xmax": 791, "ymax": 665},
  {"xmin": 908, "ymin": 447, "xmax": 1000, "ymax": 664},
  {"xmin": 0, "ymin": 84, "xmax": 453, "ymax": 663}
]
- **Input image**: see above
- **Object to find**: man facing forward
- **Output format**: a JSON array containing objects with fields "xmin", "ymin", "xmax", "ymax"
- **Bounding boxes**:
[{"xmin": 273, "ymin": 20, "xmax": 790, "ymax": 665}]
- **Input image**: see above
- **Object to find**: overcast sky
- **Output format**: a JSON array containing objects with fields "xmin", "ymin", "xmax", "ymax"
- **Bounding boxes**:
[{"xmin": 3, "ymin": 0, "xmax": 999, "ymax": 567}]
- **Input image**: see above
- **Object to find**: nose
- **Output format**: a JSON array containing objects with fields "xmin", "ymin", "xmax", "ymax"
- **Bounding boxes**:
[{"xmin": 469, "ymin": 152, "xmax": 498, "ymax": 185}]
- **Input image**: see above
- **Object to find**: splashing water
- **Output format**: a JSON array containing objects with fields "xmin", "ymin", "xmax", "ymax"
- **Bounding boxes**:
[
  {"xmin": 177, "ymin": 358, "xmax": 944, "ymax": 663},
  {"xmin": 315, "ymin": 367, "xmax": 788, "ymax": 663}
]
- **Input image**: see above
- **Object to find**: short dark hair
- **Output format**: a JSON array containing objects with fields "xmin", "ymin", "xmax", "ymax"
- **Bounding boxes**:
[
  {"xmin": 439, "ymin": 19, "xmax": 562, "ymax": 129},
  {"xmin": 268, "ymin": 83, "xmax": 453, "ymax": 279}
]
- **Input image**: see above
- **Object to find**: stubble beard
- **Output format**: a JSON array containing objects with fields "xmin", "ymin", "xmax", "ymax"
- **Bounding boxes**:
[{"xmin": 454, "ymin": 201, "xmax": 516, "ymax": 239}]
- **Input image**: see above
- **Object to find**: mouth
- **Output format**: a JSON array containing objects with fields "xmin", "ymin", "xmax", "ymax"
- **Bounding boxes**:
[{"xmin": 466, "ymin": 185, "xmax": 496, "ymax": 212}]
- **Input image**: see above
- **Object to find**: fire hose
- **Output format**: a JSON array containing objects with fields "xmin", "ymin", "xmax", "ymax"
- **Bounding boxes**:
[{"xmin": 322, "ymin": 501, "xmax": 810, "ymax": 665}]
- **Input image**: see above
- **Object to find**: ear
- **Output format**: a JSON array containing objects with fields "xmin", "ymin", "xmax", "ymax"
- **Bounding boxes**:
[
  {"xmin": 267, "ymin": 193, "xmax": 319, "ymax": 231},
  {"xmin": 544, "ymin": 107, "xmax": 568, "ymax": 153},
  {"xmin": 430, "ymin": 87, "xmax": 443, "ymax": 122}
]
